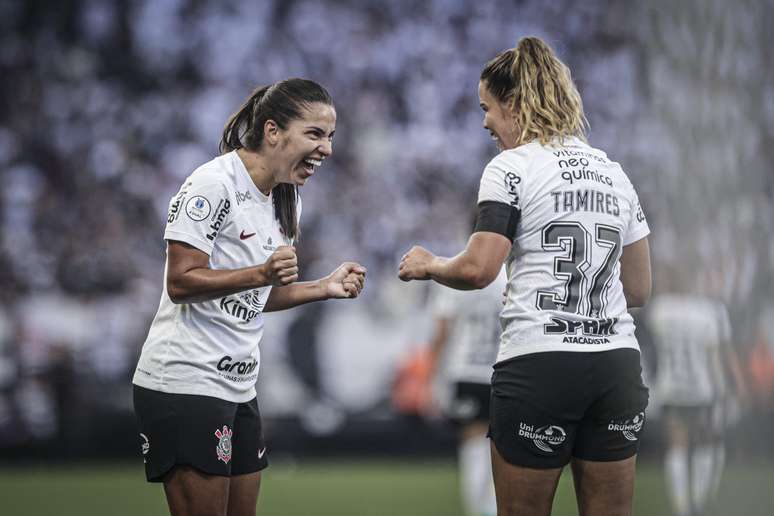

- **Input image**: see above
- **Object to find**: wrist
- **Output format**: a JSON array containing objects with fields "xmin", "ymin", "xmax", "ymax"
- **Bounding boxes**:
[
  {"xmin": 315, "ymin": 277, "xmax": 331, "ymax": 300},
  {"xmin": 254, "ymin": 264, "xmax": 270, "ymax": 287},
  {"xmin": 427, "ymin": 256, "xmax": 447, "ymax": 280}
]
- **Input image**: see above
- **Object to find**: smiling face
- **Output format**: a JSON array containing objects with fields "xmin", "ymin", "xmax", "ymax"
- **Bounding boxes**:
[
  {"xmin": 272, "ymin": 102, "xmax": 337, "ymax": 187},
  {"xmin": 478, "ymin": 80, "xmax": 519, "ymax": 151}
]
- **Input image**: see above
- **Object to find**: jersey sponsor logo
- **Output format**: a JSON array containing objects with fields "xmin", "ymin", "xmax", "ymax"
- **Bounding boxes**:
[
  {"xmin": 219, "ymin": 296, "xmax": 259, "ymax": 322},
  {"xmin": 206, "ymin": 199, "xmax": 231, "ymax": 241},
  {"xmin": 503, "ymin": 172, "xmax": 521, "ymax": 209},
  {"xmin": 168, "ymin": 188, "xmax": 189, "ymax": 223},
  {"xmin": 518, "ymin": 423, "xmax": 566, "ymax": 452},
  {"xmin": 560, "ymin": 167, "xmax": 613, "ymax": 187},
  {"xmin": 214, "ymin": 425, "xmax": 233, "ymax": 464},
  {"xmin": 240, "ymin": 230, "xmax": 256, "ymax": 240},
  {"xmin": 608, "ymin": 412, "xmax": 645, "ymax": 441},
  {"xmin": 635, "ymin": 202, "xmax": 646, "ymax": 223},
  {"xmin": 236, "ymin": 190, "xmax": 252, "ymax": 205},
  {"xmin": 552, "ymin": 148, "xmax": 608, "ymax": 164},
  {"xmin": 544, "ymin": 316, "xmax": 618, "ymax": 336},
  {"xmin": 186, "ymin": 196, "xmax": 212, "ymax": 221},
  {"xmin": 216, "ymin": 355, "xmax": 259, "ymax": 383}
]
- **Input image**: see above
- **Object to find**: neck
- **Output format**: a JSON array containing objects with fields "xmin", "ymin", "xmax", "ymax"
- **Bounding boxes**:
[{"xmin": 236, "ymin": 148, "xmax": 277, "ymax": 195}]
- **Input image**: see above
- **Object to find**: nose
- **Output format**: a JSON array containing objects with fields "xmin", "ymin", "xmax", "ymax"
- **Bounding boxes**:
[{"xmin": 319, "ymin": 139, "xmax": 333, "ymax": 157}]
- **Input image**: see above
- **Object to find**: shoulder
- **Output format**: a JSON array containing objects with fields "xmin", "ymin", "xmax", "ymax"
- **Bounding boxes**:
[
  {"xmin": 484, "ymin": 145, "xmax": 533, "ymax": 174},
  {"xmin": 188, "ymin": 154, "xmax": 236, "ymax": 192}
]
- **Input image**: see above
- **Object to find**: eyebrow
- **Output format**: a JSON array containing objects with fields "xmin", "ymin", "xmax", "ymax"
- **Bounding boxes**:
[{"xmin": 307, "ymin": 126, "xmax": 335, "ymax": 136}]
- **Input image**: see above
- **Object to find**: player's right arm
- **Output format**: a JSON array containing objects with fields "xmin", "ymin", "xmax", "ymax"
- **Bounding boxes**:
[
  {"xmin": 619, "ymin": 236, "xmax": 651, "ymax": 308},
  {"xmin": 166, "ymin": 242, "xmax": 298, "ymax": 304}
]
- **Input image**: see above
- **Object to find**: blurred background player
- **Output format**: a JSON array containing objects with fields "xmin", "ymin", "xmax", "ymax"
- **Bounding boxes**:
[
  {"xmin": 646, "ymin": 293, "xmax": 747, "ymax": 516},
  {"xmin": 425, "ymin": 266, "xmax": 507, "ymax": 516}
]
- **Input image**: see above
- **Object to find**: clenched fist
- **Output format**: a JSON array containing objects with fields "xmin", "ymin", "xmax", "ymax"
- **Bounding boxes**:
[
  {"xmin": 398, "ymin": 245, "xmax": 436, "ymax": 282},
  {"xmin": 322, "ymin": 262, "xmax": 367, "ymax": 299},
  {"xmin": 261, "ymin": 246, "xmax": 299, "ymax": 286}
]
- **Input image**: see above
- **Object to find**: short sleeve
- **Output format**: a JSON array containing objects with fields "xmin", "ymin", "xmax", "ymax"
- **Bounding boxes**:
[
  {"xmin": 623, "ymin": 183, "xmax": 650, "ymax": 246},
  {"xmin": 164, "ymin": 174, "xmax": 232, "ymax": 255},
  {"xmin": 477, "ymin": 153, "xmax": 523, "ymax": 210}
]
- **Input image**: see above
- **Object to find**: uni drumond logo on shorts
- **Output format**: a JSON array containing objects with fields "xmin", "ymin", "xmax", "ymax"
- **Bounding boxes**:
[
  {"xmin": 518, "ymin": 422, "xmax": 567, "ymax": 453},
  {"xmin": 608, "ymin": 412, "xmax": 645, "ymax": 441}
]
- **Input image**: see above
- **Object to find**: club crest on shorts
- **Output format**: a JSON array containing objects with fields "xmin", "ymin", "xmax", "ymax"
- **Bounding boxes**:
[
  {"xmin": 214, "ymin": 425, "xmax": 233, "ymax": 464},
  {"xmin": 608, "ymin": 412, "xmax": 645, "ymax": 441},
  {"xmin": 518, "ymin": 422, "xmax": 566, "ymax": 452}
]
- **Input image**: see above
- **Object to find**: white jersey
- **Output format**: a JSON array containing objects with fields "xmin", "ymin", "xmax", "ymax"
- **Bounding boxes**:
[
  {"xmin": 478, "ymin": 137, "xmax": 650, "ymax": 364},
  {"xmin": 648, "ymin": 295, "xmax": 731, "ymax": 405},
  {"xmin": 430, "ymin": 268, "xmax": 507, "ymax": 385},
  {"xmin": 133, "ymin": 151, "xmax": 298, "ymax": 403}
]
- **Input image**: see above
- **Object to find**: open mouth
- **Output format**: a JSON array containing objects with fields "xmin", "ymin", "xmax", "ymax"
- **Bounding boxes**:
[{"xmin": 299, "ymin": 157, "xmax": 323, "ymax": 179}]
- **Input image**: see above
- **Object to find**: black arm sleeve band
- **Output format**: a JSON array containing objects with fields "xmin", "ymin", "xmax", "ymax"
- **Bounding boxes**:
[{"xmin": 473, "ymin": 201, "xmax": 521, "ymax": 243}]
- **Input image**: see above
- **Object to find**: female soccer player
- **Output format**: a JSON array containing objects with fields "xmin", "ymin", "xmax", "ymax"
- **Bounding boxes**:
[
  {"xmin": 399, "ymin": 37, "xmax": 651, "ymax": 516},
  {"xmin": 133, "ymin": 78, "xmax": 366, "ymax": 516}
]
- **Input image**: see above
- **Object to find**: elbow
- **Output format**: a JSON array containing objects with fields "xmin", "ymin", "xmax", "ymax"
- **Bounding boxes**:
[{"xmin": 166, "ymin": 277, "xmax": 187, "ymax": 304}]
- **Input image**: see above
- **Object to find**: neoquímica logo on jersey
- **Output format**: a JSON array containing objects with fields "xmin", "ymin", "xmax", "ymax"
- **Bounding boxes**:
[{"xmin": 206, "ymin": 199, "xmax": 231, "ymax": 241}]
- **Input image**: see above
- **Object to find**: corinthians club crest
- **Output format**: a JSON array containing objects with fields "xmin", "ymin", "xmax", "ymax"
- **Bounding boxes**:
[{"xmin": 215, "ymin": 425, "xmax": 233, "ymax": 464}]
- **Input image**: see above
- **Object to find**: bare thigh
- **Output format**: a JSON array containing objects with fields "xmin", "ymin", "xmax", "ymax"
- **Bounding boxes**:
[
  {"xmin": 227, "ymin": 471, "xmax": 262, "ymax": 516},
  {"xmin": 163, "ymin": 466, "xmax": 230, "ymax": 516},
  {"xmin": 571, "ymin": 455, "xmax": 637, "ymax": 516},
  {"xmin": 490, "ymin": 441, "xmax": 563, "ymax": 516}
]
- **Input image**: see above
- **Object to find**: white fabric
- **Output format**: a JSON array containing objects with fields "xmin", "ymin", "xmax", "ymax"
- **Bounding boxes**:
[
  {"xmin": 477, "ymin": 137, "xmax": 649, "ymax": 363},
  {"xmin": 431, "ymin": 268, "xmax": 507, "ymax": 385},
  {"xmin": 133, "ymin": 151, "xmax": 299, "ymax": 402},
  {"xmin": 649, "ymin": 295, "xmax": 731, "ymax": 405}
]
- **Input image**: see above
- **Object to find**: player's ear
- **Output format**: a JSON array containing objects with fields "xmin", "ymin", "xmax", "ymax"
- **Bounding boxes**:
[{"xmin": 264, "ymin": 119, "xmax": 280, "ymax": 146}]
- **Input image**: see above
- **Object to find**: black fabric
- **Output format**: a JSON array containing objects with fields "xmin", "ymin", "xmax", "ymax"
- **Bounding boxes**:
[
  {"xmin": 133, "ymin": 386, "xmax": 269, "ymax": 482},
  {"xmin": 445, "ymin": 381, "xmax": 492, "ymax": 426},
  {"xmin": 487, "ymin": 349, "xmax": 648, "ymax": 468},
  {"xmin": 474, "ymin": 201, "xmax": 521, "ymax": 242}
]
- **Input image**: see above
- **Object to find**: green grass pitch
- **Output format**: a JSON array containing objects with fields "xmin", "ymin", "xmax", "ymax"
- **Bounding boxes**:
[{"xmin": 1, "ymin": 459, "xmax": 772, "ymax": 515}]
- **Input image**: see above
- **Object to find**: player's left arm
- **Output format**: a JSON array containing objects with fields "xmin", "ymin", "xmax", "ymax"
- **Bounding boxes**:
[
  {"xmin": 398, "ymin": 231, "xmax": 511, "ymax": 290},
  {"xmin": 263, "ymin": 262, "xmax": 366, "ymax": 312}
]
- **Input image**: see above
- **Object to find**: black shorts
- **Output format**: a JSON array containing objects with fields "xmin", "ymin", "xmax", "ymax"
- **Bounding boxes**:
[
  {"xmin": 133, "ymin": 385, "xmax": 269, "ymax": 482},
  {"xmin": 445, "ymin": 382, "xmax": 491, "ymax": 426},
  {"xmin": 488, "ymin": 348, "xmax": 648, "ymax": 469}
]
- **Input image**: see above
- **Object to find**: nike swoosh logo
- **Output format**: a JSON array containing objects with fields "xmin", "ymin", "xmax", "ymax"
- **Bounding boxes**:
[
  {"xmin": 258, "ymin": 447, "xmax": 267, "ymax": 459},
  {"xmin": 240, "ymin": 230, "xmax": 256, "ymax": 240}
]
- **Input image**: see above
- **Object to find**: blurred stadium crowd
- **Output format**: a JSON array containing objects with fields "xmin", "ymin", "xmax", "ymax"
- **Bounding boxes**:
[{"xmin": 0, "ymin": 0, "xmax": 772, "ymax": 459}]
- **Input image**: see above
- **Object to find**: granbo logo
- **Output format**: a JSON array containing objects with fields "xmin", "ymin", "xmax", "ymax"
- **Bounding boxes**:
[
  {"xmin": 217, "ymin": 355, "xmax": 258, "ymax": 376},
  {"xmin": 206, "ymin": 199, "xmax": 231, "ymax": 241}
]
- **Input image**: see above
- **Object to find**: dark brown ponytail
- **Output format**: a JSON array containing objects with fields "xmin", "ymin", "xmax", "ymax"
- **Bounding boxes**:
[{"xmin": 218, "ymin": 79, "xmax": 333, "ymax": 240}]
